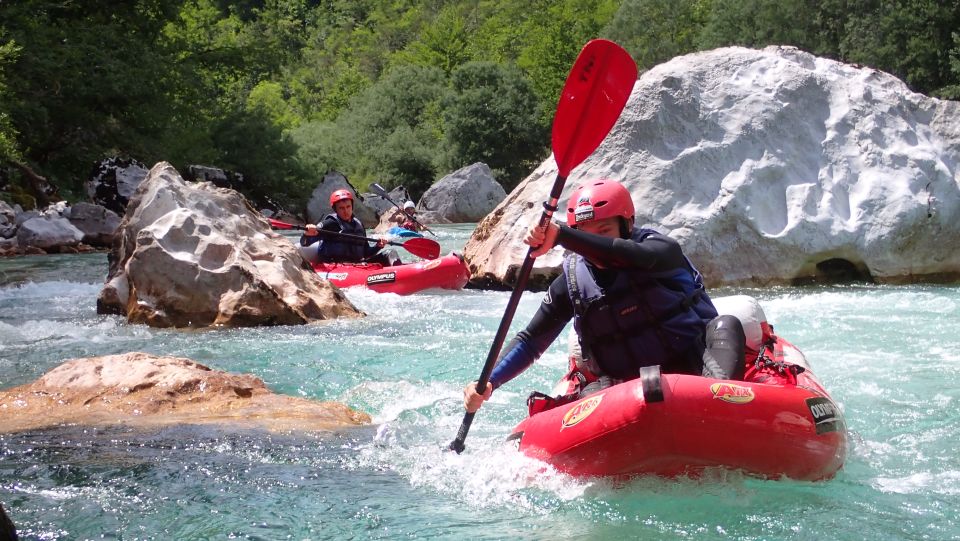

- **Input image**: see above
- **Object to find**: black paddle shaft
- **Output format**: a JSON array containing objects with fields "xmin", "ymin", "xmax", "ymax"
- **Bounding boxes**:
[{"xmin": 449, "ymin": 174, "xmax": 567, "ymax": 454}]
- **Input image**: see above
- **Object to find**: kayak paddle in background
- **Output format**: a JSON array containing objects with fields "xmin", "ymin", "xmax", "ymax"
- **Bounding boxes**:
[
  {"xmin": 369, "ymin": 183, "xmax": 439, "ymax": 238},
  {"xmin": 268, "ymin": 218, "xmax": 441, "ymax": 260},
  {"xmin": 449, "ymin": 39, "xmax": 637, "ymax": 454}
]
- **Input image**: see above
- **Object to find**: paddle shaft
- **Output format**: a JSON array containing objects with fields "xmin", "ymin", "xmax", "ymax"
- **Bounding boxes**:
[
  {"xmin": 449, "ymin": 174, "xmax": 566, "ymax": 454},
  {"xmin": 371, "ymin": 184, "xmax": 438, "ymax": 237},
  {"xmin": 270, "ymin": 218, "xmax": 440, "ymax": 259},
  {"xmin": 448, "ymin": 38, "xmax": 637, "ymax": 454},
  {"xmin": 307, "ymin": 227, "xmax": 406, "ymax": 248}
]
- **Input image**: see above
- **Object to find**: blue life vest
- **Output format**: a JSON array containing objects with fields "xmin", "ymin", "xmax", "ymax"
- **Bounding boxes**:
[
  {"xmin": 562, "ymin": 228, "xmax": 718, "ymax": 379},
  {"xmin": 317, "ymin": 213, "xmax": 368, "ymax": 262}
]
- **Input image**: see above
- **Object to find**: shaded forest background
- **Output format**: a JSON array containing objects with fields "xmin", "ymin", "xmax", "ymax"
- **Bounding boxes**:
[{"xmin": 1, "ymin": 0, "xmax": 958, "ymax": 211}]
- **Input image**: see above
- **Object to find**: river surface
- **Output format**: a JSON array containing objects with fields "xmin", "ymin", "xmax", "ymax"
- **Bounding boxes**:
[{"xmin": 0, "ymin": 224, "xmax": 957, "ymax": 540}]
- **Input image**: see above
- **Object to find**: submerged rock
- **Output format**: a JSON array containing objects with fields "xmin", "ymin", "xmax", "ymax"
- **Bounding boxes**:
[{"xmin": 0, "ymin": 353, "xmax": 371, "ymax": 433}]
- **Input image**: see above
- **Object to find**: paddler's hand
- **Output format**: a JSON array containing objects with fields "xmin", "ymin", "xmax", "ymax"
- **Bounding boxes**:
[
  {"xmin": 463, "ymin": 381, "xmax": 493, "ymax": 413},
  {"xmin": 375, "ymin": 237, "xmax": 387, "ymax": 249},
  {"xmin": 525, "ymin": 220, "xmax": 559, "ymax": 258},
  {"xmin": 304, "ymin": 224, "xmax": 319, "ymax": 236}
]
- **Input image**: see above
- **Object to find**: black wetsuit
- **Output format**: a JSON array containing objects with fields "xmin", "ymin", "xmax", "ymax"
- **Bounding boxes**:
[{"xmin": 489, "ymin": 225, "xmax": 744, "ymax": 390}]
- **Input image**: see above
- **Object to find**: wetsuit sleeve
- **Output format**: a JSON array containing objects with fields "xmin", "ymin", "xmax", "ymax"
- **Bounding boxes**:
[
  {"xmin": 555, "ymin": 225, "xmax": 686, "ymax": 272},
  {"xmin": 319, "ymin": 216, "xmax": 340, "ymax": 233},
  {"xmin": 300, "ymin": 218, "xmax": 338, "ymax": 247},
  {"xmin": 315, "ymin": 217, "xmax": 368, "ymax": 246},
  {"xmin": 489, "ymin": 276, "xmax": 574, "ymax": 389}
]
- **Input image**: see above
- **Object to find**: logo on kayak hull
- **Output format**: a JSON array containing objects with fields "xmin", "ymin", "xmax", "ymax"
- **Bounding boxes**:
[
  {"xmin": 710, "ymin": 382, "xmax": 755, "ymax": 404},
  {"xmin": 324, "ymin": 272, "xmax": 348, "ymax": 281},
  {"xmin": 561, "ymin": 394, "xmax": 603, "ymax": 430},
  {"xmin": 805, "ymin": 396, "xmax": 844, "ymax": 434},
  {"xmin": 367, "ymin": 272, "xmax": 396, "ymax": 285}
]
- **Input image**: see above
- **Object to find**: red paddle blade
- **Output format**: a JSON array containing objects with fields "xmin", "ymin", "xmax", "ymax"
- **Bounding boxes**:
[
  {"xmin": 552, "ymin": 39, "xmax": 637, "ymax": 178},
  {"xmin": 402, "ymin": 237, "xmax": 441, "ymax": 260},
  {"xmin": 268, "ymin": 218, "xmax": 297, "ymax": 229}
]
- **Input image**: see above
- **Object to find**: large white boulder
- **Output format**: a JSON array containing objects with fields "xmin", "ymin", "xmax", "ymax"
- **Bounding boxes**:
[
  {"xmin": 419, "ymin": 162, "xmax": 506, "ymax": 223},
  {"xmin": 464, "ymin": 46, "xmax": 960, "ymax": 288},
  {"xmin": 97, "ymin": 162, "xmax": 363, "ymax": 328}
]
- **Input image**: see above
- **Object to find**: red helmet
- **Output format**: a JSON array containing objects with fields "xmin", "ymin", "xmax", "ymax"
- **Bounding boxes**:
[
  {"xmin": 566, "ymin": 179, "xmax": 634, "ymax": 226},
  {"xmin": 329, "ymin": 189, "xmax": 354, "ymax": 208}
]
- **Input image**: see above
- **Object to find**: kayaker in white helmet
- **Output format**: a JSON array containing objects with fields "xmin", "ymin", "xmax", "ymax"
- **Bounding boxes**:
[
  {"xmin": 464, "ymin": 179, "xmax": 746, "ymax": 412},
  {"xmin": 389, "ymin": 200, "xmax": 423, "ymax": 232}
]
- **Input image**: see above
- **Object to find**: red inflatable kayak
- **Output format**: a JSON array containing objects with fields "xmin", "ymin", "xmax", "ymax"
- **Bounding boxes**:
[
  {"xmin": 508, "ymin": 296, "xmax": 847, "ymax": 481},
  {"xmin": 311, "ymin": 253, "xmax": 470, "ymax": 295}
]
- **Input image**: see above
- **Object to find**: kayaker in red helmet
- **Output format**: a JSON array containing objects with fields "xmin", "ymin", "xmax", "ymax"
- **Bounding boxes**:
[
  {"xmin": 300, "ymin": 189, "xmax": 397, "ymax": 265},
  {"xmin": 464, "ymin": 179, "xmax": 745, "ymax": 412}
]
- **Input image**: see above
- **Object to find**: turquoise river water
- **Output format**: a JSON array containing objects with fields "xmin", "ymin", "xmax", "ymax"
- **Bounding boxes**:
[{"xmin": 0, "ymin": 224, "xmax": 957, "ymax": 540}]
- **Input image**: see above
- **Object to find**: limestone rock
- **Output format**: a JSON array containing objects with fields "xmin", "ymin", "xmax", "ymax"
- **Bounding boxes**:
[
  {"xmin": 15, "ymin": 215, "xmax": 84, "ymax": 251},
  {"xmin": 85, "ymin": 157, "xmax": 150, "ymax": 215},
  {"xmin": 419, "ymin": 163, "xmax": 506, "ymax": 223},
  {"xmin": 305, "ymin": 171, "xmax": 377, "ymax": 228},
  {"xmin": 97, "ymin": 162, "xmax": 362, "ymax": 328},
  {"xmin": 0, "ymin": 200, "xmax": 15, "ymax": 239},
  {"xmin": 363, "ymin": 185, "xmax": 412, "ymax": 217},
  {"xmin": 0, "ymin": 353, "xmax": 371, "ymax": 433},
  {"xmin": 65, "ymin": 202, "xmax": 121, "ymax": 247},
  {"xmin": 464, "ymin": 46, "xmax": 960, "ymax": 288}
]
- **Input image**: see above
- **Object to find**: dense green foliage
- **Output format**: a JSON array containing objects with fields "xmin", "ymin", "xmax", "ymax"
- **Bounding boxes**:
[{"xmin": 0, "ymin": 0, "xmax": 957, "ymax": 209}]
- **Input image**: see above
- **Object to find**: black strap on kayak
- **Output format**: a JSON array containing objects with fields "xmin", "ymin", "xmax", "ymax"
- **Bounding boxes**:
[{"xmin": 640, "ymin": 365, "xmax": 664, "ymax": 403}]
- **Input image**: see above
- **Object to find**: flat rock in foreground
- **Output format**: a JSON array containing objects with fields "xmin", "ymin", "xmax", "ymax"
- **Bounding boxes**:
[{"xmin": 0, "ymin": 353, "xmax": 371, "ymax": 433}]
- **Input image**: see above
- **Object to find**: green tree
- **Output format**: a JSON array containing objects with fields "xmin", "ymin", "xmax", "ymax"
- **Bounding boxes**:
[
  {"xmin": 0, "ymin": 0, "xmax": 185, "ymax": 195},
  {"xmin": 0, "ymin": 39, "xmax": 21, "ymax": 164},
  {"xmin": 396, "ymin": 5, "xmax": 473, "ymax": 75},
  {"xmin": 289, "ymin": 120, "xmax": 347, "ymax": 183},
  {"xmin": 211, "ymin": 109, "xmax": 307, "ymax": 206},
  {"xmin": 370, "ymin": 124, "xmax": 438, "ymax": 198},
  {"xmin": 516, "ymin": 0, "xmax": 620, "ymax": 123},
  {"xmin": 839, "ymin": 0, "xmax": 960, "ymax": 98},
  {"xmin": 298, "ymin": 64, "xmax": 450, "ymax": 196},
  {"xmin": 442, "ymin": 62, "xmax": 547, "ymax": 190},
  {"xmin": 605, "ymin": 0, "xmax": 708, "ymax": 71},
  {"xmin": 944, "ymin": 31, "xmax": 960, "ymax": 99},
  {"xmin": 246, "ymin": 80, "xmax": 300, "ymax": 130},
  {"xmin": 697, "ymin": 0, "xmax": 815, "ymax": 52}
]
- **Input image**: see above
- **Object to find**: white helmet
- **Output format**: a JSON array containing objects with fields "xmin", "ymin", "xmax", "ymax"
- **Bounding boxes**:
[{"xmin": 403, "ymin": 201, "xmax": 416, "ymax": 210}]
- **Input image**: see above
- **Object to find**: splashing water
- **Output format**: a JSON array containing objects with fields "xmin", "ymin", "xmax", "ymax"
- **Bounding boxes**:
[{"xmin": 0, "ymin": 228, "xmax": 958, "ymax": 539}]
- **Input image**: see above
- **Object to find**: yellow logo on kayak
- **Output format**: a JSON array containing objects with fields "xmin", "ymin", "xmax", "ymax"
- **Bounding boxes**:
[
  {"xmin": 710, "ymin": 382, "xmax": 755, "ymax": 404},
  {"xmin": 561, "ymin": 394, "xmax": 603, "ymax": 430}
]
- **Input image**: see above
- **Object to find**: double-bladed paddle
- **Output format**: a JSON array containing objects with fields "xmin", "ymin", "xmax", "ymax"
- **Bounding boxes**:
[
  {"xmin": 369, "ymin": 183, "xmax": 438, "ymax": 238},
  {"xmin": 268, "ymin": 218, "xmax": 441, "ymax": 260},
  {"xmin": 449, "ymin": 39, "xmax": 637, "ymax": 454}
]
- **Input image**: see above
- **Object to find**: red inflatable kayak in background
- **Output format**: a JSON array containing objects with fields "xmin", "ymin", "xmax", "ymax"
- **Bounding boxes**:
[
  {"xmin": 508, "ymin": 295, "xmax": 848, "ymax": 481},
  {"xmin": 311, "ymin": 253, "xmax": 470, "ymax": 295}
]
